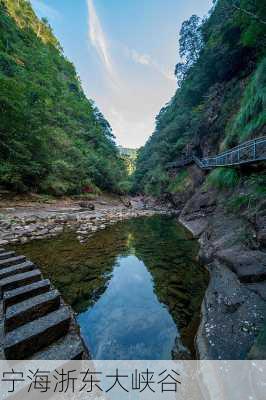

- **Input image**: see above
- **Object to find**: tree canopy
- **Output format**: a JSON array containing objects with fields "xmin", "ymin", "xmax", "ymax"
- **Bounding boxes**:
[
  {"xmin": 0, "ymin": 0, "xmax": 128, "ymax": 195},
  {"xmin": 134, "ymin": 0, "xmax": 266, "ymax": 196}
]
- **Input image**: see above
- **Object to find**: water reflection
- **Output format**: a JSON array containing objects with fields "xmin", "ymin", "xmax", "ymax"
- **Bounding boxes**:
[
  {"xmin": 12, "ymin": 216, "xmax": 208, "ymax": 359},
  {"xmin": 78, "ymin": 255, "xmax": 178, "ymax": 359}
]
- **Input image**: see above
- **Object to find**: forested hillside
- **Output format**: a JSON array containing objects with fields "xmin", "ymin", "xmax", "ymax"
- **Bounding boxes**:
[
  {"xmin": 118, "ymin": 146, "xmax": 138, "ymax": 175},
  {"xmin": 0, "ymin": 0, "xmax": 128, "ymax": 195},
  {"xmin": 134, "ymin": 0, "xmax": 265, "ymax": 198}
]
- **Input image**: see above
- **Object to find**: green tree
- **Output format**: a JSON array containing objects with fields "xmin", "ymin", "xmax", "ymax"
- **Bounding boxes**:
[
  {"xmin": 0, "ymin": 0, "xmax": 128, "ymax": 195},
  {"xmin": 175, "ymin": 15, "xmax": 202, "ymax": 85}
]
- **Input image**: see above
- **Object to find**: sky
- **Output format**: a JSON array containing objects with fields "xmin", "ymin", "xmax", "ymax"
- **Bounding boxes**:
[{"xmin": 31, "ymin": 0, "xmax": 213, "ymax": 149}]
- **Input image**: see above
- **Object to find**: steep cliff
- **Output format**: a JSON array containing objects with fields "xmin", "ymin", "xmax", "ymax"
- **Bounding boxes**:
[
  {"xmin": 134, "ymin": 0, "xmax": 265, "ymax": 200},
  {"xmin": 0, "ymin": 0, "xmax": 128, "ymax": 195},
  {"xmin": 134, "ymin": 0, "xmax": 266, "ymax": 359}
]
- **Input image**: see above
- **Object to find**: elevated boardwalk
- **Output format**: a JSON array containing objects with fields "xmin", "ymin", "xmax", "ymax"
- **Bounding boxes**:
[{"xmin": 167, "ymin": 136, "xmax": 266, "ymax": 170}]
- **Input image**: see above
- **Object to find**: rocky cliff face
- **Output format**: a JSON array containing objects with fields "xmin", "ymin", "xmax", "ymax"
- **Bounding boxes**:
[
  {"xmin": 179, "ymin": 181, "xmax": 266, "ymax": 359},
  {"xmin": 134, "ymin": 0, "xmax": 266, "ymax": 198}
]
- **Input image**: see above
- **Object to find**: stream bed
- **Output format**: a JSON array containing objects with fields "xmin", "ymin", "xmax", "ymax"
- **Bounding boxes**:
[{"xmin": 12, "ymin": 215, "xmax": 209, "ymax": 359}]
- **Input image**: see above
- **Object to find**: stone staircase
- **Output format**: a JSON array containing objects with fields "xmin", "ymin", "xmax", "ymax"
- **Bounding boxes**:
[{"xmin": 0, "ymin": 248, "xmax": 88, "ymax": 360}]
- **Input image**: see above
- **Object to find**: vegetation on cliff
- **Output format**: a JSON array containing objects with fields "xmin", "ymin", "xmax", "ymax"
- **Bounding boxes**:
[
  {"xmin": 118, "ymin": 147, "xmax": 138, "ymax": 175},
  {"xmin": 0, "ymin": 0, "xmax": 128, "ymax": 195},
  {"xmin": 134, "ymin": 0, "xmax": 266, "ymax": 197}
]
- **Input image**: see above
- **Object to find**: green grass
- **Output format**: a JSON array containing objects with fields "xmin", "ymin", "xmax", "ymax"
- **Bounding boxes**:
[
  {"xmin": 227, "ymin": 194, "xmax": 251, "ymax": 212},
  {"xmin": 247, "ymin": 173, "xmax": 266, "ymax": 199},
  {"xmin": 167, "ymin": 170, "xmax": 191, "ymax": 194},
  {"xmin": 227, "ymin": 173, "xmax": 266, "ymax": 213},
  {"xmin": 224, "ymin": 57, "xmax": 266, "ymax": 147},
  {"xmin": 206, "ymin": 167, "xmax": 240, "ymax": 189}
]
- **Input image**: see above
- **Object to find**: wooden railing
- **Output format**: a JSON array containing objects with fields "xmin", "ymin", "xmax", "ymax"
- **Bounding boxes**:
[{"xmin": 166, "ymin": 136, "xmax": 266, "ymax": 170}]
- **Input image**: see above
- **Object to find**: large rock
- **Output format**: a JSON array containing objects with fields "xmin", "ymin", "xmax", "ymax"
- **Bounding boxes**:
[
  {"xmin": 256, "ymin": 214, "xmax": 266, "ymax": 248},
  {"xmin": 182, "ymin": 188, "xmax": 217, "ymax": 217},
  {"xmin": 78, "ymin": 201, "xmax": 95, "ymax": 210},
  {"xmin": 217, "ymin": 246, "xmax": 266, "ymax": 283},
  {"xmin": 197, "ymin": 261, "xmax": 266, "ymax": 359}
]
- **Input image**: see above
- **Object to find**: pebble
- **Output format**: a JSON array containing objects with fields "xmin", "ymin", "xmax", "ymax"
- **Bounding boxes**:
[{"xmin": 0, "ymin": 205, "xmax": 172, "ymax": 245}]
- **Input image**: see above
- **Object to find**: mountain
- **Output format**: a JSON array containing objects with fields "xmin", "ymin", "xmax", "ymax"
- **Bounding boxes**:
[
  {"xmin": 133, "ymin": 0, "xmax": 266, "ymax": 359},
  {"xmin": 118, "ymin": 146, "xmax": 138, "ymax": 157},
  {"xmin": 134, "ymin": 0, "xmax": 265, "ymax": 199},
  {"xmin": 0, "ymin": 0, "xmax": 128, "ymax": 195},
  {"xmin": 118, "ymin": 146, "xmax": 138, "ymax": 175}
]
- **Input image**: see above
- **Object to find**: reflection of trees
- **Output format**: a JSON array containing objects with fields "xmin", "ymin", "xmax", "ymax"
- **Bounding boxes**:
[
  {"xmin": 14, "ymin": 216, "xmax": 208, "ymax": 358},
  {"xmin": 126, "ymin": 216, "xmax": 209, "ymax": 358},
  {"xmin": 13, "ymin": 227, "xmax": 130, "ymax": 313}
]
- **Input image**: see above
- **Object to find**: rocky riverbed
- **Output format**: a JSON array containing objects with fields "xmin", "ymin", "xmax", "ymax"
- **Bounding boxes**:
[
  {"xmin": 0, "ymin": 196, "xmax": 172, "ymax": 246},
  {"xmin": 1, "ymin": 191, "xmax": 265, "ymax": 360}
]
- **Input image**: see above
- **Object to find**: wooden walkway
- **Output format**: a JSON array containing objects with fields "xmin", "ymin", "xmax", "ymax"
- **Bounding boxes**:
[{"xmin": 166, "ymin": 136, "xmax": 266, "ymax": 170}]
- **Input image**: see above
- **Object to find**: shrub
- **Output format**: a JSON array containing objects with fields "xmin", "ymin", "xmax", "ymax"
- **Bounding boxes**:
[
  {"xmin": 206, "ymin": 167, "xmax": 240, "ymax": 189},
  {"xmin": 167, "ymin": 170, "xmax": 191, "ymax": 194},
  {"xmin": 224, "ymin": 57, "xmax": 266, "ymax": 147}
]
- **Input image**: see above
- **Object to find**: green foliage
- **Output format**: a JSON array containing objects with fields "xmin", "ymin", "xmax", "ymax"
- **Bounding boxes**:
[
  {"xmin": 206, "ymin": 167, "xmax": 240, "ymax": 189},
  {"xmin": 167, "ymin": 170, "xmax": 191, "ymax": 194},
  {"xmin": 227, "ymin": 172, "xmax": 266, "ymax": 212},
  {"xmin": 0, "ymin": 0, "xmax": 128, "ymax": 195},
  {"xmin": 116, "ymin": 179, "xmax": 133, "ymax": 195},
  {"xmin": 224, "ymin": 56, "xmax": 266, "ymax": 147},
  {"xmin": 247, "ymin": 172, "xmax": 266, "ymax": 198},
  {"xmin": 134, "ymin": 0, "xmax": 266, "ymax": 196},
  {"xmin": 118, "ymin": 147, "xmax": 138, "ymax": 175},
  {"xmin": 175, "ymin": 14, "xmax": 202, "ymax": 85},
  {"xmin": 142, "ymin": 166, "xmax": 170, "ymax": 197},
  {"xmin": 227, "ymin": 194, "xmax": 251, "ymax": 211}
]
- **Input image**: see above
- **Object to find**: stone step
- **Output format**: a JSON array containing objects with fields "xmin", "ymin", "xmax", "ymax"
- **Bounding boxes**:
[
  {"xmin": 0, "ymin": 261, "xmax": 36, "ymax": 281},
  {"xmin": 31, "ymin": 331, "xmax": 85, "ymax": 360},
  {"xmin": 0, "ymin": 248, "xmax": 6, "ymax": 254},
  {"xmin": 4, "ymin": 306, "xmax": 71, "ymax": 359},
  {"xmin": 5, "ymin": 289, "xmax": 61, "ymax": 332},
  {"xmin": 0, "ymin": 256, "xmax": 26, "ymax": 270},
  {"xmin": 0, "ymin": 270, "xmax": 42, "ymax": 297},
  {"xmin": 0, "ymin": 251, "xmax": 15, "ymax": 260},
  {"xmin": 3, "ymin": 279, "xmax": 51, "ymax": 310}
]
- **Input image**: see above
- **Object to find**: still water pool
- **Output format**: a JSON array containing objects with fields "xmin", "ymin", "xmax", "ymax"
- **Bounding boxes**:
[{"xmin": 13, "ymin": 216, "xmax": 208, "ymax": 359}]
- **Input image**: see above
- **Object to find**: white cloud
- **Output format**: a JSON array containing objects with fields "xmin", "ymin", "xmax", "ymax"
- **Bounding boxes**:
[
  {"xmin": 131, "ymin": 50, "xmax": 151, "ymax": 66},
  {"xmin": 127, "ymin": 48, "xmax": 175, "ymax": 82},
  {"xmin": 108, "ymin": 108, "xmax": 155, "ymax": 149},
  {"xmin": 87, "ymin": 0, "xmax": 114, "ymax": 78},
  {"xmin": 85, "ymin": 1, "xmax": 176, "ymax": 147}
]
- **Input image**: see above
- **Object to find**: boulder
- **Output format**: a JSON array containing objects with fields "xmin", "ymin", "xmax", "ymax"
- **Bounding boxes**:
[
  {"xmin": 256, "ymin": 214, "xmax": 266, "ymax": 248},
  {"xmin": 78, "ymin": 201, "xmax": 95, "ymax": 210},
  {"xmin": 217, "ymin": 246, "xmax": 266, "ymax": 283}
]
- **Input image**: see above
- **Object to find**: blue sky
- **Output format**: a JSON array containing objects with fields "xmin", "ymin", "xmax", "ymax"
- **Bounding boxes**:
[{"xmin": 31, "ymin": 0, "xmax": 213, "ymax": 148}]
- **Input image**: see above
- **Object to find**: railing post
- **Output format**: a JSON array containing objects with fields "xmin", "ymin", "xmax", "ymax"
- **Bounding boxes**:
[{"xmin": 253, "ymin": 140, "xmax": 256, "ymax": 159}]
